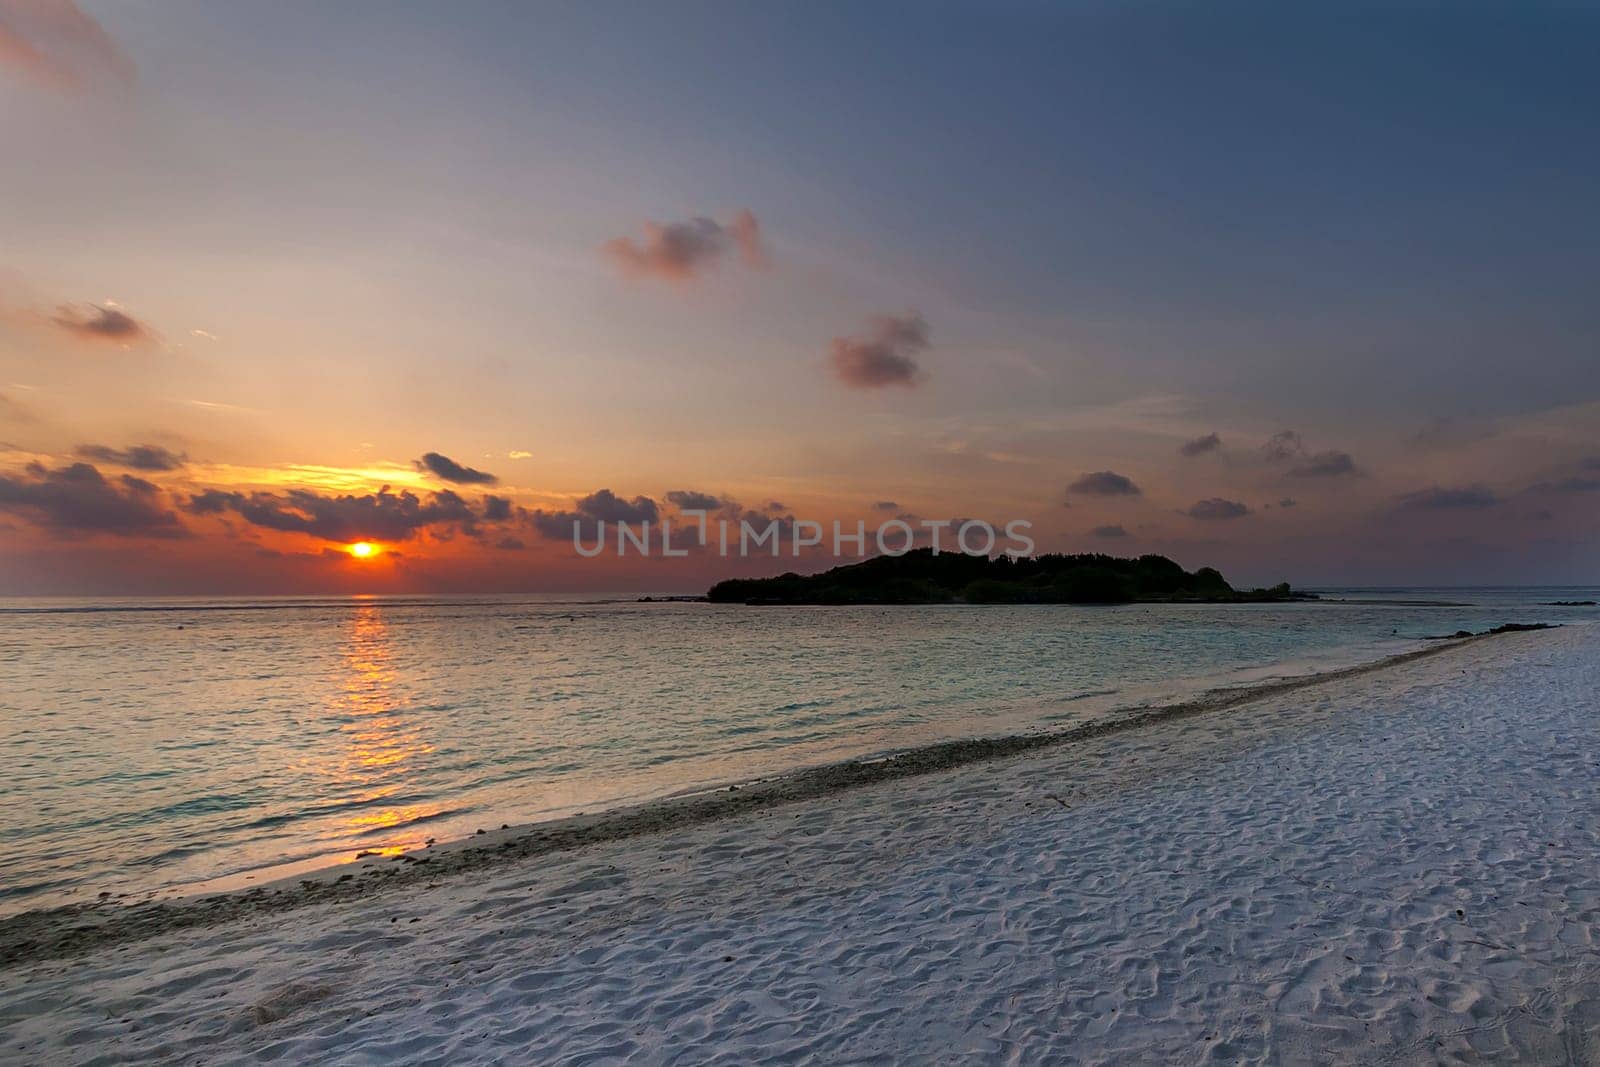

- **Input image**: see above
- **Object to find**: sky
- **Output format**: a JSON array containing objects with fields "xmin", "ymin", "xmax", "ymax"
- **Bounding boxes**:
[{"xmin": 1, "ymin": 0, "xmax": 1598, "ymax": 594}]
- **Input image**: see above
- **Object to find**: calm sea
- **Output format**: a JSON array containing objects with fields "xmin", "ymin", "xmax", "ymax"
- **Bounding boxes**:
[{"xmin": 2, "ymin": 588, "xmax": 1596, "ymax": 915}]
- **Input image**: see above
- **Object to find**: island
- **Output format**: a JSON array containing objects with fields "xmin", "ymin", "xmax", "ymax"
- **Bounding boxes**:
[{"xmin": 707, "ymin": 549, "xmax": 1316, "ymax": 605}]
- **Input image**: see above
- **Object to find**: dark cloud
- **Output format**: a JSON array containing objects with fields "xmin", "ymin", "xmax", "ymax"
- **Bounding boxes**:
[
  {"xmin": 1262, "ymin": 430, "xmax": 1303, "ymax": 462},
  {"xmin": 74, "ymin": 443, "xmax": 186, "ymax": 471},
  {"xmin": 415, "ymin": 452, "xmax": 499, "ymax": 486},
  {"xmin": 1395, "ymin": 485, "xmax": 1499, "ymax": 511},
  {"xmin": 526, "ymin": 488, "xmax": 659, "ymax": 540},
  {"xmin": 575, "ymin": 489, "xmax": 658, "ymax": 524},
  {"xmin": 1185, "ymin": 498, "xmax": 1251, "ymax": 521},
  {"xmin": 1525, "ymin": 474, "xmax": 1600, "ymax": 495},
  {"xmin": 1289, "ymin": 451, "xmax": 1358, "ymax": 478},
  {"xmin": 730, "ymin": 508, "xmax": 798, "ymax": 542},
  {"xmin": 764, "ymin": 501, "xmax": 787, "ymax": 513},
  {"xmin": 1261, "ymin": 430, "xmax": 1358, "ymax": 478},
  {"xmin": 0, "ymin": 0, "xmax": 135, "ymax": 95},
  {"xmin": 495, "ymin": 537, "xmax": 526, "ymax": 551},
  {"xmin": 665, "ymin": 490, "xmax": 726, "ymax": 512},
  {"xmin": 871, "ymin": 500, "xmax": 899, "ymax": 511},
  {"xmin": 51, "ymin": 304, "xmax": 148, "ymax": 344},
  {"xmin": 1178, "ymin": 432, "xmax": 1221, "ymax": 457},
  {"xmin": 1090, "ymin": 524, "xmax": 1129, "ymax": 539},
  {"xmin": 1279, "ymin": 497, "xmax": 1297, "ymax": 508},
  {"xmin": 526, "ymin": 512, "xmax": 582, "ymax": 540},
  {"xmin": 482, "ymin": 494, "xmax": 512, "ymax": 521},
  {"xmin": 829, "ymin": 314, "xmax": 929, "ymax": 389},
  {"xmin": 1067, "ymin": 470, "xmax": 1141, "ymax": 497},
  {"xmin": 603, "ymin": 210, "xmax": 766, "ymax": 282},
  {"xmin": 527, "ymin": 513, "xmax": 583, "ymax": 541},
  {"xmin": 0, "ymin": 461, "xmax": 185, "ymax": 537},
  {"xmin": 185, "ymin": 485, "xmax": 481, "ymax": 543},
  {"xmin": 532, "ymin": 495, "xmax": 793, "ymax": 552},
  {"xmin": 183, "ymin": 488, "xmax": 234, "ymax": 516}
]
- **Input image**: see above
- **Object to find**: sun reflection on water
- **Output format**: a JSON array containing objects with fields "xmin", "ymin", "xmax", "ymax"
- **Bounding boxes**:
[{"xmin": 327, "ymin": 606, "xmax": 440, "ymax": 855}]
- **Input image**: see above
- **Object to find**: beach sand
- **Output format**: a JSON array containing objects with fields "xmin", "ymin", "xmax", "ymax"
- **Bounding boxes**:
[{"xmin": 2, "ymin": 625, "xmax": 1597, "ymax": 1064}]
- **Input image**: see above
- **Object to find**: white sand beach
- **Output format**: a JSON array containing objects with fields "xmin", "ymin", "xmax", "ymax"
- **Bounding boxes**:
[{"xmin": 3, "ymin": 625, "xmax": 1598, "ymax": 1065}]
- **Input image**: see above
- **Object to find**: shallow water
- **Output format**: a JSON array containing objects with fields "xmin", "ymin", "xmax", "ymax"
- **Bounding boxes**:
[{"xmin": 1, "ymin": 588, "xmax": 1594, "ymax": 914}]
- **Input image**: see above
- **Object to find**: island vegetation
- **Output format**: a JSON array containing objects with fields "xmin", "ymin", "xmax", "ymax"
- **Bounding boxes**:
[{"xmin": 707, "ymin": 549, "xmax": 1316, "ymax": 605}]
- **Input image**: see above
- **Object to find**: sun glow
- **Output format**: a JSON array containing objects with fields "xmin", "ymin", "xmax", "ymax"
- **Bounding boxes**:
[{"xmin": 348, "ymin": 541, "xmax": 377, "ymax": 559}]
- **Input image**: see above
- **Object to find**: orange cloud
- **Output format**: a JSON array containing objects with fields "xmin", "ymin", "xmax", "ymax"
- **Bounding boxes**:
[
  {"xmin": 0, "ymin": 0, "xmax": 134, "ymax": 95},
  {"xmin": 0, "ymin": 390, "xmax": 37, "ymax": 425},
  {"xmin": 192, "ymin": 462, "xmax": 434, "ymax": 494}
]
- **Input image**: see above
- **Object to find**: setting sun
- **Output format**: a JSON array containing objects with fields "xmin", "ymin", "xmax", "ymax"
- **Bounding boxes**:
[{"xmin": 348, "ymin": 542, "xmax": 377, "ymax": 559}]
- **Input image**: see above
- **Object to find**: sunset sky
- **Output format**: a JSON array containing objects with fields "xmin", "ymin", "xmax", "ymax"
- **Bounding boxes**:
[{"xmin": 2, "ymin": 1, "xmax": 1598, "ymax": 594}]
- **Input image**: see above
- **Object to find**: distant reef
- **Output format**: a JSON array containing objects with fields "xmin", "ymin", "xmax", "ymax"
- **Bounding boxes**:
[
  {"xmin": 707, "ymin": 549, "xmax": 1317, "ymax": 606},
  {"xmin": 1426, "ymin": 622, "xmax": 1558, "ymax": 640}
]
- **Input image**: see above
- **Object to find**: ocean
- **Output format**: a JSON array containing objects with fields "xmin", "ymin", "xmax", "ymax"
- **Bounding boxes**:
[{"xmin": 2, "ymin": 588, "xmax": 1595, "ymax": 915}]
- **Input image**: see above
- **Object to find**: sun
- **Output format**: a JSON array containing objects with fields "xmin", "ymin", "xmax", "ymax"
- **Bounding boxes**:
[{"xmin": 348, "ymin": 541, "xmax": 378, "ymax": 559}]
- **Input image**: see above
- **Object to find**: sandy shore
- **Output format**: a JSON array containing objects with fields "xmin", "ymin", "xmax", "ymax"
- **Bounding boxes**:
[{"xmin": 3, "ymin": 625, "xmax": 1597, "ymax": 1063}]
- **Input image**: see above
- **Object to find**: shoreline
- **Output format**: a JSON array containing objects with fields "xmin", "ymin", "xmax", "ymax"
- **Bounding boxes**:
[
  {"xmin": 4, "ymin": 624, "xmax": 1593, "ymax": 1063},
  {"xmin": 151, "ymin": 625, "xmax": 1436, "ymax": 902},
  {"xmin": 0, "ymin": 627, "xmax": 1517, "ymax": 969}
]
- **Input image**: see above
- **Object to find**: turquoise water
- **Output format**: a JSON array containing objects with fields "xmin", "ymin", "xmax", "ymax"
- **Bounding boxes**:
[{"xmin": 1, "ymin": 589, "xmax": 1595, "ymax": 915}]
